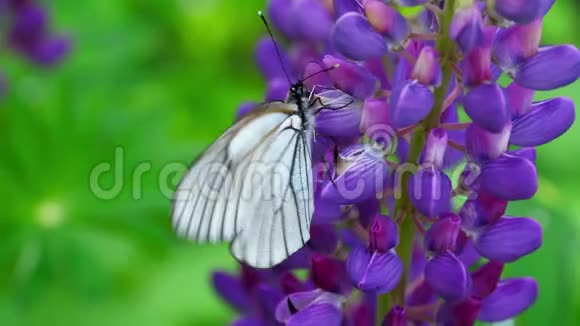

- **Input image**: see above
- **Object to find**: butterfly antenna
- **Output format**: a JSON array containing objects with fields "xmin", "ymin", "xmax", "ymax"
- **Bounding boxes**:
[
  {"xmin": 258, "ymin": 11, "xmax": 292, "ymax": 85},
  {"xmin": 302, "ymin": 64, "xmax": 340, "ymax": 82}
]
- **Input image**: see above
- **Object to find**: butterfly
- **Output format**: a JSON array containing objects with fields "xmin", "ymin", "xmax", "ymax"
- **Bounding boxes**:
[
  {"xmin": 171, "ymin": 69, "xmax": 330, "ymax": 269},
  {"xmin": 169, "ymin": 11, "xmax": 348, "ymax": 268}
]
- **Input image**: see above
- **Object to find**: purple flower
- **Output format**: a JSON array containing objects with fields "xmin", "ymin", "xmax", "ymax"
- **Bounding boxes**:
[
  {"xmin": 332, "ymin": 13, "xmax": 388, "ymax": 61},
  {"xmin": 510, "ymin": 97, "xmax": 576, "ymax": 146},
  {"xmin": 425, "ymin": 251, "xmax": 472, "ymax": 302},
  {"xmin": 479, "ymin": 154, "xmax": 538, "ymax": 200},
  {"xmin": 0, "ymin": 1, "xmax": 70, "ymax": 97},
  {"xmin": 321, "ymin": 145, "xmax": 389, "ymax": 204},
  {"xmin": 463, "ymin": 83, "xmax": 509, "ymax": 133},
  {"xmin": 473, "ymin": 217, "xmax": 543, "ymax": 262},
  {"xmin": 408, "ymin": 165, "xmax": 452, "ymax": 218},
  {"xmin": 479, "ymin": 278, "xmax": 539, "ymax": 322},
  {"xmin": 514, "ymin": 45, "xmax": 580, "ymax": 90},
  {"xmin": 390, "ymin": 80, "xmax": 434, "ymax": 128},
  {"xmin": 493, "ymin": 19, "xmax": 543, "ymax": 72},
  {"xmin": 460, "ymin": 191, "xmax": 507, "ymax": 230},
  {"xmin": 490, "ymin": 0, "xmax": 545, "ymax": 24},
  {"xmin": 364, "ymin": 0, "xmax": 410, "ymax": 48},
  {"xmin": 422, "ymin": 128, "xmax": 448, "ymax": 168},
  {"xmin": 466, "ymin": 123, "xmax": 511, "ymax": 163},
  {"xmin": 411, "ymin": 46, "xmax": 442, "ymax": 86},
  {"xmin": 424, "ymin": 214, "xmax": 461, "ymax": 254},
  {"xmin": 346, "ymin": 246, "xmax": 403, "ymax": 294},
  {"xmin": 450, "ymin": 4, "xmax": 484, "ymax": 53},
  {"xmin": 275, "ymin": 289, "xmax": 344, "ymax": 325},
  {"xmin": 369, "ymin": 216, "xmax": 399, "ymax": 252}
]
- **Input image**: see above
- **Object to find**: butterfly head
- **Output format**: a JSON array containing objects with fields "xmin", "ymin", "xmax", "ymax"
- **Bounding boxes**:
[{"xmin": 288, "ymin": 81, "xmax": 311, "ymax": 108}]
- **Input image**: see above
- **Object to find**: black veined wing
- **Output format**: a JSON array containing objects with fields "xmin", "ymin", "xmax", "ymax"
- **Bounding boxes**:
[{"xmin": 171, "ymin": 100, "xmax": 314, "ymax": 268}]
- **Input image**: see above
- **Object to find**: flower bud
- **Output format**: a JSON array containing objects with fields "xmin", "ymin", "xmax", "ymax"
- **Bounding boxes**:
[
  {"xmin": 332, "ymin": 12, "xmax": 388, "ymax": 60},
  {"xmin": 291, "ymin": 0, "xmax": 333, "ymax": 42},
  {"xmin": 423, "ymin": 128, "xmax": 448, "ymax": 168},
  {"xmin": 382, "ymin": 305, "xmax": 407, "ymax": 326},
  {"xmin": 425, "ymin": 213, "xmax": 461, "ymax": 254},
  {"xmin": 425, "ymin": 251, "xmax": 472, "ymax": 301},
  {"xmin": 489, "ymin": 0, "xmax": 543, "ymax": 24},
  {"xmin": 460, "ymin": 191, "xmax": 507, "ymax": 230},
  {"xmin": 465, "ymin": 122, "xmax": 511, "ymax": 163},
  {"xmin": 411, "ymin": 46, "xmax": 442, "ymax": 86},
  {"xmin": 360, "ymin": 97, "xmax": 390, "ymax": 134},
  {"xmin": 504, "ymin": 82, "xmax": 535, "ymax": 117},
  {"xmin": 450, "ymin": 5, "xmax": 484, "ymax": 53},
  {"xmin": 493, "ymin": 19, "xmax": 543, "ymax": 71},
  {"xmin": 364, "ymin": 0, "xmax": 410, "ymax": 48},
  {"xmin": 369, "ymin": 216, "xmax": 399, "ymax": 252},
  {"xmin": 408, "ymin": 166, "xmax": 452, "ymax": 218},
  {"xmin": 463, "ymin": 47, "xmax": 493, "ymax": 87},
  {"xmin": 389, "ymin": 80, "xmax": 434, "ymax": 128},
  {"xmin": 268, "ymin": 0, "xmax": 297, "ymax": 38},
  {"xmin": 463, "ymin": 83, "xmax": 510, "ymax": 133}
]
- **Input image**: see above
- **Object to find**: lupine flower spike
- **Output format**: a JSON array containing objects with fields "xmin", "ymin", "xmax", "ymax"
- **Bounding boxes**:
[{"xmin": 215, "ymin": 0, "xmax": 579, "ymax": 325}]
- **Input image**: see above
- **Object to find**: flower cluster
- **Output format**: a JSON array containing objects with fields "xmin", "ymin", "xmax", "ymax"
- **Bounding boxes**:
[
  {"xmin": 0, "ymin": 0, "xmax": 71, "ymax": 97},
  {"xmin": 214, "ymin": 0, "xmax": 579, "ymax": 325}
]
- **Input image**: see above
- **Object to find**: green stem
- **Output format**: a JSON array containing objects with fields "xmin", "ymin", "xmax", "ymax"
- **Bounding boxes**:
[{"xmin": 376, "ymin": 0, "xmax": 458, "ymax": 323}]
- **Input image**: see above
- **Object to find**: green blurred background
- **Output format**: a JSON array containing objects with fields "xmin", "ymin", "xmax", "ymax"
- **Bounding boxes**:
[{"xmin": 0, "ymin": 0, "xmax": 578, "ymax": 325}]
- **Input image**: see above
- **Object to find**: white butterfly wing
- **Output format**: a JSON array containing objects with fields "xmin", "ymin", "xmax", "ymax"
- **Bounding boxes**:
[
  {"xmin": 230, "ymin": 114, "xmax": 313, "ymax": 267},
  {"xmin": 172, "ymin": 103, "xmax": 314, "ymax": 268}
]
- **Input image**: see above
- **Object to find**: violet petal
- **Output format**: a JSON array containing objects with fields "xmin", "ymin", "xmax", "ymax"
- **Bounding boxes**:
[
  {"xmin": 425, "ymin": 251, "xmax": 472, "ymax": 302},
  {"xmin": 479, "ymin": 278, "xmax": 538, "ymax": 322},
  {"xmin": 332, "ymin": 12, "xmax": 388, "ymax": 61},
  {"xmin": 463, "ymin": 83, "xmax": 509, "ymax": 133},
  {"xmin": 515, "ymin": 45, "xmax": 580, "ymax": 90},
  {"xmin": 480, "ymin": 154, "xmax": 538, "ymax": 201},
  {"xmin": 510, "ymin": 97, "xmax": 575, "ymax": 147},
  {"xmin": 346, "ymin": 246, "xmax": 403, "ymax": 294},
  {"xmin": 474, "ymin": 217, "xmax": 542, "ymax": 262}
]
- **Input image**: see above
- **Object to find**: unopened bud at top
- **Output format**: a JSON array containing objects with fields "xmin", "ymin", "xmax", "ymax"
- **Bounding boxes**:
[
  {"xmin": 364, "ymin": 0, "xmax": 410, "ymax": 48},
  {"xmin": 369, "ymin": 216, "xmax": 399, "ymax": 252},
  {"xmin": 423, "ymin": 128, "xmax": 448, "ymax": 168},
  {"xmin": 411, "ymin": 46, "xmax": 442, "ymax": 86}
]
